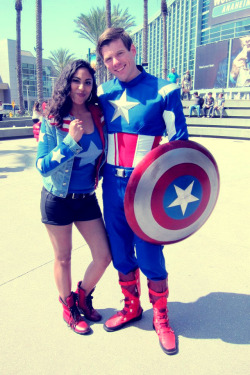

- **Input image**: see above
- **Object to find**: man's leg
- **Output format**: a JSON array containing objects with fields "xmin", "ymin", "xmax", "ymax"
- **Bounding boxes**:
[
  {"xmin": 136, "ymin": 238, "xmax": 177, "ymax": 355},
  {"xmin": 102, "ymin": 166, "xmax": 143, "ymax": 331}
]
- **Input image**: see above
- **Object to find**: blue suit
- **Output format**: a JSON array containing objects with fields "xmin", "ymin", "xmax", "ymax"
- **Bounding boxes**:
[{"xmin": 98, "ymin": 67, "xmax": 188, "ymax": 280}]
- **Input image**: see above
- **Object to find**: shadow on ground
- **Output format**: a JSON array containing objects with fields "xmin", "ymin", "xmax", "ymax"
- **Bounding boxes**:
[{"xmin": 102, "ymin": 292, "xmax": 250, "ymax": 345}]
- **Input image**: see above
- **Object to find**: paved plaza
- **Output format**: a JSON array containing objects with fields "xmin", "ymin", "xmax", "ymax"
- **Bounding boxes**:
[{"xmin": 0, "ymin": 136, "xmax": 249, "ymax": 375}]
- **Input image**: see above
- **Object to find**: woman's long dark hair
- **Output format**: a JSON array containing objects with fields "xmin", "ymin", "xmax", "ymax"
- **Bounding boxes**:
[{"xmin": 48, "ymin": 59, "xmax": 99, "ymax": 126}]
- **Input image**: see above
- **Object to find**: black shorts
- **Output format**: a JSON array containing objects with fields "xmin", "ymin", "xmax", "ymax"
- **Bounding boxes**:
[{"xmin": 41, "ymin": 187, "xmax": 102, "ymax": 225}]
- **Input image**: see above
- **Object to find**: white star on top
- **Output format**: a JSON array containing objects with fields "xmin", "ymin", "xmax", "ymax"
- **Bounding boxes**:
[
  {"xmin": 51, "ymin": 148, "xmax": 65, "ymax": 163},
  {"xmin": 168, "ymin": 181, "xmax": 199, "ymax": 215},
  {"xmin": 38, "ymin": 131, "xmax": 45, "ymax": 143},
  {"xmin": 109, "ymin": 90, "xmax": 139, "ymax": 124},
  {"xmin": 37, "ymin": 158, "xmax": 42, "ymax": 170},
  {"xmin": 75, "ymin": 141, "xmax": 102, "ymax": 165}
]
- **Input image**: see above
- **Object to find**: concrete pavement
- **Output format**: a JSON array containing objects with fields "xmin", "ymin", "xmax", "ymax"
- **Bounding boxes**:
[{"xmin": 0, "ymin": 136, "xmax": 249, "ymax": 375}]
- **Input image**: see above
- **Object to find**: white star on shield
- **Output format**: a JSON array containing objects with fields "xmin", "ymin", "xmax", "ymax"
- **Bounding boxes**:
[
  {"xmin": 168, "ymin": 181, "xmax": 199, "ymax": 215},
  {"xmin": 51, "ymin": 148, "xmax": 65, "ymax": 163},
  {"xmin": 109, "ymin": 90, "xmax": 139, "ymax": 124}
]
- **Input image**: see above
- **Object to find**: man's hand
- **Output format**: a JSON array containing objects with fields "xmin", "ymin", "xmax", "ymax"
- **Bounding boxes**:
[{"xmin": 231, "ymin": 46, "xmax": 248, "ymax": 80}]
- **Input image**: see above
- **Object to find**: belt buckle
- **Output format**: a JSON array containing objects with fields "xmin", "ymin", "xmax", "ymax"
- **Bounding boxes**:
[{"xmin": 115, "ymin": 168, "xmax": 125, "ymax": 178}]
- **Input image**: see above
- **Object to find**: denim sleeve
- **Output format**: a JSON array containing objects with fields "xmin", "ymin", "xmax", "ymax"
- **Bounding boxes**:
[{"xmin": 36, "ymin": 118, "xmax": 82, "ymax": 177}]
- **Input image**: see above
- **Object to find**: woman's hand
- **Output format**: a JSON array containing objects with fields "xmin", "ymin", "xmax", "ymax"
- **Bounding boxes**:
[{"xmin": 69, "ymin": 119, "xmax": 84, "ymax": 142}]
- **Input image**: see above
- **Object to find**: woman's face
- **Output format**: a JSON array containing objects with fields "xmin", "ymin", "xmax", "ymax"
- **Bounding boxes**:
[{"xmin": 70, "ymin": 67, "xmax": 93, "ymax": 106}]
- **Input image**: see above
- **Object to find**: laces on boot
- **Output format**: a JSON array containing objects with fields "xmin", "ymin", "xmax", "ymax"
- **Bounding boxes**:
[
  {"xmin": 86, "ymin": 293, "xmax": 94, "ymax": 313},
  {"xmin": 68, "ymin": 299, "xmax": 82, "ymax": 328}
]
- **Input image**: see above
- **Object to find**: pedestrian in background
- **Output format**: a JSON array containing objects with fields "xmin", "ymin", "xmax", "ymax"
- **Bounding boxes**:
[
  {"xmin": 188, "ymin": 91, "xmax": 203, "ymax": 117},
  {"xmin": 203, "ymin": 92, "xmax": 215, "ymax": 118},
  {"xmin": 32, "ymin": 101, "xmax": 43, "ymax": 124},
  {"xmin": 212, "ymin": 93, "xmax": 225, "ymax": 118},
  {"xmin": 181, "ymin": 70, "xmax": 192, "ymax": 100},
  {"xmin": 167, "ymin": 67, "xmax": 179, "ymax": 84}
]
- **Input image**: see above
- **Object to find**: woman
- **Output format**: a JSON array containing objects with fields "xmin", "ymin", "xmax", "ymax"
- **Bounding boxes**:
[
  {"xmin": 181, "ymin": 70, "xmax": 192, "ymax": 100},
  {"xmin": 36, "ymin": 60, "xmax": 111, "ymax": 335}
]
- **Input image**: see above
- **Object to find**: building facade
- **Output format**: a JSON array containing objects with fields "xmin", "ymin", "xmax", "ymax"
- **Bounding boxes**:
[
  {"xmin": 132, "ymin": 0, "xmax": 250, "ymax": 93},
  {"xmin": 0, "ymin": 39, "xmax": 55, "ymax": 110}
]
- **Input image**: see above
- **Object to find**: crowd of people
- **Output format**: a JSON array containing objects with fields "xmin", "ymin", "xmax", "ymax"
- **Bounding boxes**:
[{"xmin": 188, "ymin": 91, "xmax": 225, "ymax": 118}]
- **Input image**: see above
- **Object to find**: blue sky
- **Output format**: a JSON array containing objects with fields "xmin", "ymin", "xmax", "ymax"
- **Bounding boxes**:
[{"xmin": 0, "ymin": 0, "xmax": 161, "ymax": 59}]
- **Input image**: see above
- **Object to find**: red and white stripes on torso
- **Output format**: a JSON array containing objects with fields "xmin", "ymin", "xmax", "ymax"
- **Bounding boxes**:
[{"xmin": 107, "ymin": 132, "xmax": 162, "ymax": 168}]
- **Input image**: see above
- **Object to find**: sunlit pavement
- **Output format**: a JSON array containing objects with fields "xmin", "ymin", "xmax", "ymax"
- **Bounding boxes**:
[{"xmin": 0, "ymin": 136, "xmax": 249, "ymax": 375}]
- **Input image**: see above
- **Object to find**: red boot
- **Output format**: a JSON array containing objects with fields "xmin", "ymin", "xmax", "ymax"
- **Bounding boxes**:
[
  {"xmin": 104, "ymin": 269, "xmax": 143, "ymax": 332},
  {"xmin": 59, "ymin": 292, "xmax": 91, "ymax": 335},
  {"xmin": 75, "ymin": 281, "xmax": 102, "ymax": 322},
  {"xmin": 148, "ymin": 279, "xmax": 177, "ymax": 355}
]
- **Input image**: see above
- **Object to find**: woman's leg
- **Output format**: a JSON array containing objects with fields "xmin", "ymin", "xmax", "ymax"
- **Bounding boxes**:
[
  {"xmin": 45, "ymin": 223, "xmax": 73, "ymax": 301},
  {"xmin": 75, "ymin": 218, "xmax": 111, "ymax": 296}
]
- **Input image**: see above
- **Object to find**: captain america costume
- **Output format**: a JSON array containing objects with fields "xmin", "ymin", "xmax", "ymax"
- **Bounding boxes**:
[{"xmin": 98, "ymin": 66, "xmax": 188, "ymax": 280}]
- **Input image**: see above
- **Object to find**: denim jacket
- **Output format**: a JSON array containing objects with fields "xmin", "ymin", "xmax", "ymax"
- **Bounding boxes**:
[{"xmin": 36, "ymin": 104, "xmax": 107, "ymax": 198}]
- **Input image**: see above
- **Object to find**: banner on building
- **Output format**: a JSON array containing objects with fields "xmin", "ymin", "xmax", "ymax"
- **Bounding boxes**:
[
  {"xmin": 209, "ymin": 0, "xmax": 250, "ymax": 26},
  {"xmin": 229, "ymin": 35, "xmax": 250, "ymax": 87},
  {"xmin": 194, "ymin": 40, "xmax": 229, "ymax": 89}
]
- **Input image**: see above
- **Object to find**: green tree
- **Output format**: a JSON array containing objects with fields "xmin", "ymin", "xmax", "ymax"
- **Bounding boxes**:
[
  {"xmin": 15, "ymin": 0, "xmax": 25, "ymax": 113},
  {"xmin": 74, "ymin": 5, "xmax": 136, "ymax": 84},
  {"xmin": 36, "ymin": 0, "xmax": 43, "ymax": 103},
  {"xmin": 161, "ymin": 0, "xmax": 168, "ymax": 79},
  {"xmin": 48, "ymin": 48, "xmax": 76, "ymax": 77}
]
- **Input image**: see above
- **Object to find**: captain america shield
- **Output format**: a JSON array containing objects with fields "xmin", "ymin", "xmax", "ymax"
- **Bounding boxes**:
[{"xmin": 124, "ymin": 140, "xmax": 220, "ymax": 244}]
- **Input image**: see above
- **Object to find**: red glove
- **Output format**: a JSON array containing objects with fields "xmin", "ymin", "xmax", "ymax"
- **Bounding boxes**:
[{"xmin": 33, "ymin": 121, "xmax": 41, "ymax": 142}]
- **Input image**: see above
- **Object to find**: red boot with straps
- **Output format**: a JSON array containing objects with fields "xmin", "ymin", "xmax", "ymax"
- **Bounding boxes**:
[
  {"xmin": 148, "ymin": 279, "xmax": 177, "ymax": 355},
  {"xmin": 59, "ymin": 292, "xmax": 91, "ymax": 335},
  {"xmin": 75, "ymin": 281, "xmax": 102, "ymax": 321},
  {"xmin": 104, "ymin": 268, "xmax": 143, "ymax": 332}
]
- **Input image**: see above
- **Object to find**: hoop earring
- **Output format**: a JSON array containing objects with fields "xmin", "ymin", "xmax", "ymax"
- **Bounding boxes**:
[{"xmin": 87, "ymin": 93, "xmax": 92, "ymax": 102}]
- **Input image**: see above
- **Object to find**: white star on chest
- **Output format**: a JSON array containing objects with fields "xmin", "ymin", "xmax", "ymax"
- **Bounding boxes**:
[
  {"xmin": 168, "ymin": 181, "xmax": 199, "ymax": 215},
  {"xmin": 109, "ymin": 90, "xmax": 139, "ymax": 124},
  {"xmin": 51, "ymin": 148, "xmax": 65, "ymax": 163}
]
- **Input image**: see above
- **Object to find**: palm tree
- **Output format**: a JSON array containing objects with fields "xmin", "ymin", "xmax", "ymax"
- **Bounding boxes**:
[
  {"xmin": 105, "ymin": 0, "xmax": 111, "ymax": 28},
  {"xmin": 36, "ymin": 0, "xmax": 43, "ymax": 103},
  {"xmin": 75, "ymin": 6, "xmax": 135, "ymax": 46},
  {"xmin": 142, "ymin": 0, "xmax": 148, "ymax": 69},
  {"xmin": 105, "ymin": 0, "xmax": 112, "ymax": 81},
  {"xmin": 48, "ymin": 48, "xmax": 76, "ymax": 77},
  {"xmin": 15, "ymin": 0, "xmax": 25, "ymax": 114},
  {"xmin": 161, "ymin": 0, "xmax": 168, "ymax": 79},
  {"xmin": 74, "ymin": 5, "xmax": 136, "ymax": 84}
]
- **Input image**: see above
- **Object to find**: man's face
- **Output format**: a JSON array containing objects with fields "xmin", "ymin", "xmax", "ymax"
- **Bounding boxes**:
[
  {"xmin": 101, "ymin": 39, "xmax": 138, "ymax": 82},
  {"xmin": 172, "ymin": 68, "xmax": 175, "ymax": 73}
]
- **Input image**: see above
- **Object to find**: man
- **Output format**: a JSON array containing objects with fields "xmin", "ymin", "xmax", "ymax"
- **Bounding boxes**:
[
  {"xmin": 97, "ymin": 28, "xmax": 188, "ymax": 355},
  {"xmin": 181, "ymin": 70, "xmax": 192, "ymax": 100},
  {"xmin": 230, "ymin": 35, "xmax": 250, "ymax": 87},
  {"xmin": 167, "ymin": 67, "xmax": 179, "ymax": 84},
  {"xmin": 189, "ymin": 91, "xmax": 203, "ymax": 117},
  {"xmin": 203, "ymin": 92, "xmax": 215, "ymax": 118},
  {"xmin": 212, "ymin": 93, "xmax": 225, "ymax": 118}
]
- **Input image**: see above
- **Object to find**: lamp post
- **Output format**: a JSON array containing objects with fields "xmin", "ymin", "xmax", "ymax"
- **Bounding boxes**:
[
  {"xmin": 24, "ymin": 84, "xmax": 30, "ymax": 113},
  {"xmin": 50, "ymin": 76, "xmax": 57, "ymax": 94}
]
